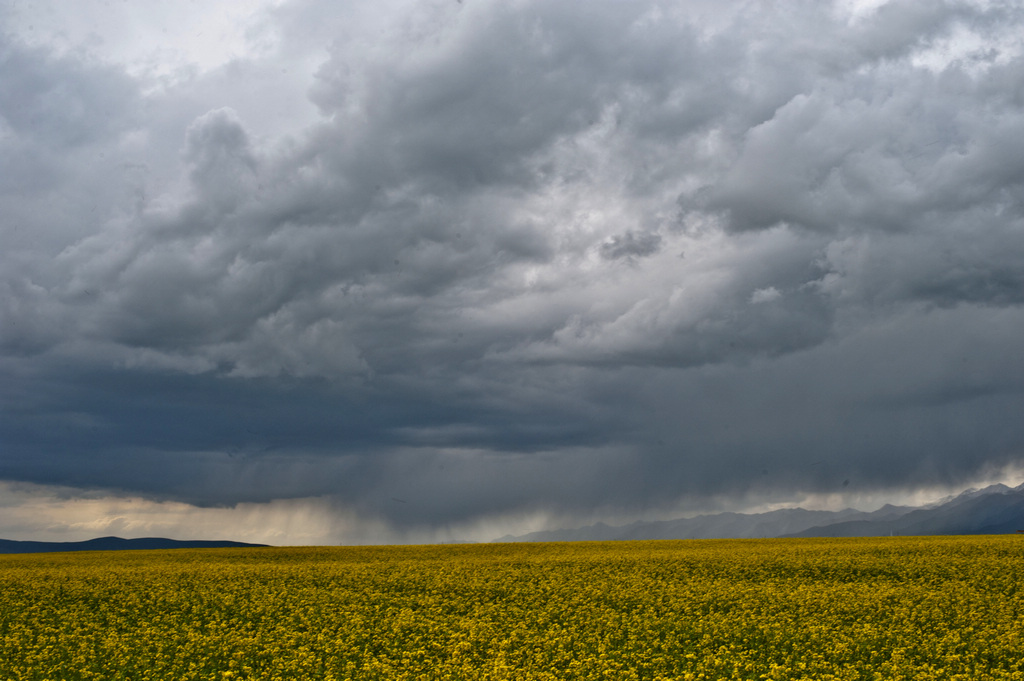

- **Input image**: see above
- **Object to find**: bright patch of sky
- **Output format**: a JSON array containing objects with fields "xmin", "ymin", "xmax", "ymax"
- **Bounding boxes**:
[{"xmin": 5, "ymin": 0, "xmax": 284, "ymax": 75}]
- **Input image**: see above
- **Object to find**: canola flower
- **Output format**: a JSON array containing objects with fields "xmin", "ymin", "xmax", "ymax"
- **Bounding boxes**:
[{"xmin": 1, "ymin": 536, "xmax": 1023, "ymax": 680}]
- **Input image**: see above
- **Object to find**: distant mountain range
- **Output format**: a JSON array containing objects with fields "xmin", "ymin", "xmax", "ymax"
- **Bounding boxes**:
[
  {"xmin": 0, "ymin": 536, "xmax": 269, "ymax": 554},
  {"xmin": 495, "ymin": 483, "xmax": 1024, "ymax": 542},
  {"xmin": 6, "ymin": 484, "xmax": 1023, "ymax": 551}
]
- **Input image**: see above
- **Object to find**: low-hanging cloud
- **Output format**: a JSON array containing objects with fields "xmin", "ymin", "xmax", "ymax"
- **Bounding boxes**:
[{"xmin": 2, "ymin": 0, "xmax": 1024, "ymax": 541}]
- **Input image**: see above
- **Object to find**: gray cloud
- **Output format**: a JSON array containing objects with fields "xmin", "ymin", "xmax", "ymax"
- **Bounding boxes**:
[
  {"xmin": 0, "ymin": 43, "xmax": 137, "ymax": 149},
  {"xmin": 600, "ymin": 231, "xmax": 663, "ymax": 261},
  {"xmin": 2, "ymin": 0, "xmax": 1024, "ymax": 539}
]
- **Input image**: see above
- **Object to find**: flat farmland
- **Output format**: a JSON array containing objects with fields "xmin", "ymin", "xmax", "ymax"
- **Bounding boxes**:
[{"xmin": 2, "ymin": 536, "xmax": 1023, "ymax": 680}]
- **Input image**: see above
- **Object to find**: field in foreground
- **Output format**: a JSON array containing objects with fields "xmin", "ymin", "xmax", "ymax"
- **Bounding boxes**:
[{"xmin": 2, "ymin": 537, "xmax": 1023, "ymax": 680}]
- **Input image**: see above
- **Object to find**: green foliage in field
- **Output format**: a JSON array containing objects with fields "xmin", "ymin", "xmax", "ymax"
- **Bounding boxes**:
[{"xmin": 1, "ymin": 537, "xmax": 1023, "ymax": 680}]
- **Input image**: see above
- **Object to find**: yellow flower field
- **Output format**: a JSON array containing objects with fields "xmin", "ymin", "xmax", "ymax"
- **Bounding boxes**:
[{"xmin": 2, "ymin": 536, "xmax": 1023, "ymax": 680}]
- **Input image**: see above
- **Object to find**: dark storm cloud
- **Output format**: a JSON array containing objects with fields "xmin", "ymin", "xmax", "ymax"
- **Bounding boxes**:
[{"xmin": 3, "ymin": 0, "xmax": 1024, "ymax": 537}]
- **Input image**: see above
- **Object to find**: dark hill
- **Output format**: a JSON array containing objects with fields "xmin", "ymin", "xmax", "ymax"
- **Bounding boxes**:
[{"xmin": 0, "ymin": 536, "xmax": 269, "ymax": 554}]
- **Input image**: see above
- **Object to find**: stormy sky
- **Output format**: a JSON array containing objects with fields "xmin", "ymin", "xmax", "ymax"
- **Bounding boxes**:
[{"xmin": 3, "ymin": 0, "xmax": 1024, "ymax": 545}]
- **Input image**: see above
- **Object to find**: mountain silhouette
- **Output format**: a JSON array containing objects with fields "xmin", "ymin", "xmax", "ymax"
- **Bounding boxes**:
[{"xmin": 495, "ymin": 483, "xmax": 1024, "ymax": 542}]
